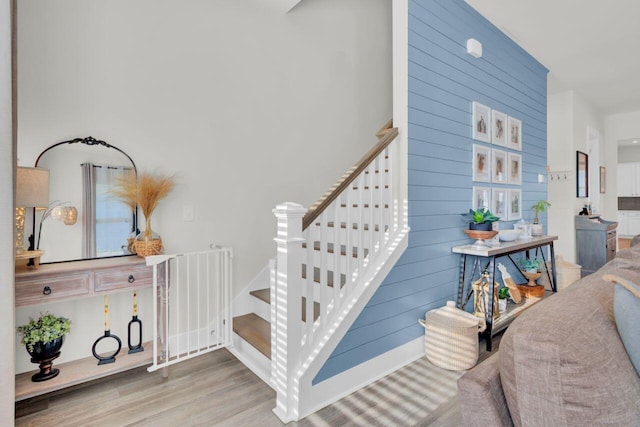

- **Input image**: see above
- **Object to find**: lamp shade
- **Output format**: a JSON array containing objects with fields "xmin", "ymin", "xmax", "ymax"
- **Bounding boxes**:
[{"xmin": 17, "ymin": 167, "xmax": 50, "ymax": 208}]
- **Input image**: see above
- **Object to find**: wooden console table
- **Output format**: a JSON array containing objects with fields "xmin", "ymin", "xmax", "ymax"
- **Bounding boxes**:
[
  {"xmin": 15, "ymin": 256, "xmax": 161, "ymax": 401},
  {"xmin": 452, "ymin": 235, "xmax": 558, "ymax": 351}
]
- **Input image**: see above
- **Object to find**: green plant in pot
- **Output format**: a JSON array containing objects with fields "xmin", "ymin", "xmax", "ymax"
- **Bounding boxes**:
[
  {"xmin": 17, "ymin": 313, "xmax": 71, "ymax": 382},
  {"xmin": 463, "ymin": 208, "xmax": 500, "ymax": 231},
  {"xmin": 531, "ymin": 200, "xmax": 551, "ymax": 224},
  {"xmin": 518, "ymin": 258, "xmax": 545, "ymax": 288}
]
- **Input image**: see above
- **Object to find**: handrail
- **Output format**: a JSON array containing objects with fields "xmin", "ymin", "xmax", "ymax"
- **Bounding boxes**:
[
  {"xmin": 302, "ymin": 126, "xmax": 398, "ymax": 230},
  {"xmin": 376, "ymin": 119, "xmax": 394, "ymax": 138}
]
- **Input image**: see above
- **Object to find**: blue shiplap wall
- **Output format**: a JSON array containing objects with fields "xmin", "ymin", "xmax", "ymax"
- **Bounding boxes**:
[{"xmin": 314, "ymin": 0, "xmax": 548, "ymax": 384}]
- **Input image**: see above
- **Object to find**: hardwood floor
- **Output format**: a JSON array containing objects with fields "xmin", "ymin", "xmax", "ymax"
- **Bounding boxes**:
[{"xmin": 16, "ymin": 336, "xmax": 501, "ymax": 426}]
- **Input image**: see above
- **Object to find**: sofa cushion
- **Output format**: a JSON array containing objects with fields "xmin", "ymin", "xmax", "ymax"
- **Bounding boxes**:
[
  {"xmin": 604, "ymin": 274, "xmax": 640, "ymax": 376},
  {"xmin": 499, "ymin": 273, "xmax": 640, "ymax": 426}
]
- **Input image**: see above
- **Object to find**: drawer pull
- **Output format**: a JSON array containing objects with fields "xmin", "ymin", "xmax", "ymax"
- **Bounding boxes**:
[
  {"xmin": 43, "ymin": 286, "xmax": 52, "ymax": 295},
  {"xmin": 128, "ymin": 275, "xmax": 135, "ymax": 283}
]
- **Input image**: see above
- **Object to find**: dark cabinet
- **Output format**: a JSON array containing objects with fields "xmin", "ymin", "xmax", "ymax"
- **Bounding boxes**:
[{"xmin": 575, "ymin": 215, "xmax": 618, "ymax": 276}]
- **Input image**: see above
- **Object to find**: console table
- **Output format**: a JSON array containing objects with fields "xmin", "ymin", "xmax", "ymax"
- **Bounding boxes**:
[
  {"xmin": 14, "ymin": 256, "xmax": 162, "ymax": 401},
  {"xmin": 452, "ymin": 235, "xmax": 558, "ymax": 351}
]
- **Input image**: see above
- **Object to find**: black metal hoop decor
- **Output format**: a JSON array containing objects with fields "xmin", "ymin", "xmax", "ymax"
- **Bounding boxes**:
[
  {"xmin": 92, "ymin": 330, "xmax": 122, "ymax": 365},
  {"xmin": 128, "ymin": 315, "xmax": 144, "ymax": 354}
]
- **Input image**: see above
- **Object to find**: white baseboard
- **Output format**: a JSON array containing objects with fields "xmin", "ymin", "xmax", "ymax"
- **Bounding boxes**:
[{"xmin": 298, "ymin": 336, "xmax": 424, "ymax": 420}]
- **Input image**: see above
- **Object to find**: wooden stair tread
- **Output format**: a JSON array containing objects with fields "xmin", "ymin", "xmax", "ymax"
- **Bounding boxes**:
[
  {"xmin": 233, "ymin": 313, "xmax": 271, "ymax": 359},
  {"xmin": 249, "ymin": 289, "xmax": 319, "ymax": 322}
]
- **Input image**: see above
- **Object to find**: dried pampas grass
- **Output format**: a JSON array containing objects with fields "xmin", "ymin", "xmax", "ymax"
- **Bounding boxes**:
[{"xmin": 110, "ymin": 170, "xmax": 176, "ymax": 239}]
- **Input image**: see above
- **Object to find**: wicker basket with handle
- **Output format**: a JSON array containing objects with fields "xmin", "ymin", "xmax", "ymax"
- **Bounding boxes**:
[{"xmin": 419, "ymin": 301, "xmax": 480, "ymax": 371}]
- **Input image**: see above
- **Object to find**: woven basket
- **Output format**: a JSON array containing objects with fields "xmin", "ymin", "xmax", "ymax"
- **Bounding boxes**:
[
  {"xmin": 134, "ymin": 238, "xmax": 163, "ymax": 257},
  {"xmin": 419, "ymin": 301, "xmax": 480, "ymax": 371}
]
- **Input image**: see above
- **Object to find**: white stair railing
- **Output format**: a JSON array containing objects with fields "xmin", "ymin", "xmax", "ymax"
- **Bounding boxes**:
[
  {"xmin": 146, "ymin": 247, "xmax": 233, "ymax": 373},
  {"xmin": 271, "ymin": 126, "xmax": 408, "ymax": 421}
]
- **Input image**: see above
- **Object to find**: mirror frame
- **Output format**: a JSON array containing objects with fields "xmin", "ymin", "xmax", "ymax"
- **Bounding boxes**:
[
  {"xmin": 576, "ymin": 150, "xmax": 589, "ymax": 198},
  {"xmin": 28, "ymin": 136, "xmax": 138, "ymax": 262}
]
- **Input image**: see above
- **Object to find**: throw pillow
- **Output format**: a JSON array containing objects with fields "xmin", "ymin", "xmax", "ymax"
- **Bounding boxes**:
[{"xmin": 603, "ymin": 274, "xmax": 640, "ymax": 376}]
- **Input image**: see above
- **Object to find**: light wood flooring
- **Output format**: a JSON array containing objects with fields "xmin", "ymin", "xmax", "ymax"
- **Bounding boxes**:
[{"xmin": 16, "ymin": 336, "xmax": 500, "ymax": 427}]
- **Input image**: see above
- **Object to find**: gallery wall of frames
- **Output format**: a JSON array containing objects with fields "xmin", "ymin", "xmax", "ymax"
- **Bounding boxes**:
[{"xmin": 471, "ymin": 101, "xmax": 523, "ymax": 221}]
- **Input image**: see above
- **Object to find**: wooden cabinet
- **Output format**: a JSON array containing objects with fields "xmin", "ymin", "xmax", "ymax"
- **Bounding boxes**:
[
  {"xmin": 618, "ymin": 163, "xmax": 640, "ymax": 196},
  {"xmin": 575, "ymin": 215, "xmax": 618, "ymax": 276},
  {"xmin": 15, "ymin": 256, "xmax": 154, "ymax": 307}
]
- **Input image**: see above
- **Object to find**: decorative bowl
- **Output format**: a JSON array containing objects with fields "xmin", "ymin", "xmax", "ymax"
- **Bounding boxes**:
[
  {"xmin": 463, "ymin": 229, "xmax": 498, "ymax": 240},
  {"xmin": 498, "ymin": 229, "xmax": 522, "ymax": 242}
]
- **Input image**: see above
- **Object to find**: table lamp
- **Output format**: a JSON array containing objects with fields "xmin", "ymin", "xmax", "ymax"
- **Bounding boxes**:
[{"xmin": 16, "ymin": 167, "xmax": 49, "ymax": 254}]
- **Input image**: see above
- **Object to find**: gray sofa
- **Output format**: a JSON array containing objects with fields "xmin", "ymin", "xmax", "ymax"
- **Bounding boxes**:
[{"xmin": 457, "ymin": 247, "xmax": 640, "ymax": 426}]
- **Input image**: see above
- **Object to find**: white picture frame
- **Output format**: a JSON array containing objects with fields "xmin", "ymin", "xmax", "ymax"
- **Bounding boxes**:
[
  {"xmin": 492, "ymin": 188, "xmax": 507, "ymax": 220},
  {"xmin": 472, "ymin": 102, "xmax": 491, "ymax": 142},
  {"xmin": 492, "ymin": 149, "xmax": 507, "ymax": 184},
  {"xmin": 473, "ymin": 186, "xmax": 492, "ymax": 211},
  {"xmin": 492, "ymin": 110, "xmax": 508, "ymax": 146},
  {"xmin": 508, "ymin": 189, "xmax": 522, "ymax": 220},
  {"xmin": 508, "ymin": 152, "xmax": 522, "ymax": 185},
  {"xmin": 472, "ymin": 144, "xmax": 491, "ymax": 182},
  {"xmin": 508, "ymin": 116, "xmax": 522, "ymax": 151}
]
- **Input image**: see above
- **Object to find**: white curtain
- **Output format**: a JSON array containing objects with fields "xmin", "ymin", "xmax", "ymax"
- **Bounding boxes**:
[
  {"xmin": 81, "ymin": 163, "xmax": 96, "ymax": 258},
  {"xmin": 82, "ymin": 163, "xmax": 133, "ymax": 258}
]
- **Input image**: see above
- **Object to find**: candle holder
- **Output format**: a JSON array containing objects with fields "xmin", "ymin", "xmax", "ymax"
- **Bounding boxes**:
[{"xmin": 92, "ymin": 330, "xmax": 122, "ymax": 365}]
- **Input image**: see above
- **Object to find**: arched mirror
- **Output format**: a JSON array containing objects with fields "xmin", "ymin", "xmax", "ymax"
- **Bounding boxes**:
[{"xmin": 29, "ymin": 137, "xmax": 138, "ymax": 263}]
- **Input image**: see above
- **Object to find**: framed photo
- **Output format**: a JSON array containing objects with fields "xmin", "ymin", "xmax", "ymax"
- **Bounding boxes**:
[
  {"xmin": 508, "ymin": 152, "xmax": 522, "ymax": 185},
  {"xmin": 472, "ymin": 144, "xmax": 491, "ymax": 182},
  {"xmin": 492, "ymin": 149, "xmax": 507, "ymax": 184},
  {"xmin": 492, "ymin": 188, "xmax": 508, "ymax": 220},
  {"xmin": 472, "ymin": 102, "xmax": 491, "ymax": 142},
  {"xmin": 600, "ymin": 166, "xmax": 606, "ymax": 194},
  {"xmin": 492, "ymin": 110, "xmax": 508, "ymax": 146},
  {"xmin": 508, "ymin": 189, "xmax": 522, "ymax": 220},
  {"xmin": 473, "ymin": 186, "xmax": 492, "ymax": 211},
  {"xmin": 577, "ymin": 151, "xmax": 589, "ymax": 198},
  {"xmin": 508, "ymin": 116, "xmax": 522, "ymax": 151}
]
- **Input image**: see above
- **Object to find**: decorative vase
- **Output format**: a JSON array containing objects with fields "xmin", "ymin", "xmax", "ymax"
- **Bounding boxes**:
[
  {"xmin": 134, "ymin": 218, "xmax": 163, "ymax": 257},
  {"xmin": 523, "ymin": 270, "xmax": 542, "ymax": 287},
  {"xmin": 26, "ymin": 336, "xmax": 64, "ymax": 382}
]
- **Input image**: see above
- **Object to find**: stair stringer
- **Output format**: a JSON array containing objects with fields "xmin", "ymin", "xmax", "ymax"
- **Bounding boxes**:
[{"xmin": 283, "ymin": 227, "xmax": 409, "ymax": 422}]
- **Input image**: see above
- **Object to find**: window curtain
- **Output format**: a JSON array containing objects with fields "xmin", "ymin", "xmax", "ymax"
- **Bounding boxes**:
[{"xmin": 81, "ymin": 163, "xmax": 96, "ymax": 258}]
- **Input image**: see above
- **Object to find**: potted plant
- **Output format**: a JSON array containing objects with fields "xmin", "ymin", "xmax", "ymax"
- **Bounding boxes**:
[
  {"xmin": 498, "ymin": 286, "xmax": 510, "ymax": 312},
  {"xmin": 531, "ymin": 200, "xmax": 551, "ymax": 236},
  {"xmin": 463, "ymin": 208, "xmax": 500, "ymax": 231},
  {"xmin": 519, "ymin": 257, "xmax": 543, "ymax": 273},
  {"xmin": 17, "ymin": 313, "xmax": 71, "ymax": 382}
]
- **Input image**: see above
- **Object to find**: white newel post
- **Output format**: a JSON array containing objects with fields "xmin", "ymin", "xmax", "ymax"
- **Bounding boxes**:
[{"xmin": 272, "ymin": 202, "xmax": 306, "ymax": 422}]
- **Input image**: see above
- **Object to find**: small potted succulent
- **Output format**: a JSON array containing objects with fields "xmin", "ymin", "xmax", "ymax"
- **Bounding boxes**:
[
  {"xmin": 519, "ymin": 258, "xmax": 545, "ymax": 288},
  {"xmin": 17, "ymin": 313, "xmax": 71, "ymax": 382},
  {"xmin": 498, "ymin": 286, "xmax": 510, "ymax": 312},
  {"xmin": 463, "ymin": 208, "xmax": 500, "ymax": 231}
]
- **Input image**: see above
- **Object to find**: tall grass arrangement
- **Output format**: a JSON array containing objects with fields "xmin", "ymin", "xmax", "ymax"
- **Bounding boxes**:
[{"xmin": 111, "ymin": 170, "xmax": 176, "ymax": 239}]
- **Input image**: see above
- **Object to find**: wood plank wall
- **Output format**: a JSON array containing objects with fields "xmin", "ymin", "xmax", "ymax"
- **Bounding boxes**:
[{"xmin": 314, "ymin": 0, "xmax": 548, "ymax": 384}]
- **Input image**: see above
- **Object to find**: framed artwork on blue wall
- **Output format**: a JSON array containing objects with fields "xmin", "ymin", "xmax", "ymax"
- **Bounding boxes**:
[
  {"xmin": 508, "ymin": 189, "xmax": 522, "ymax": 220},
  {"xmin": 492, "ymin": 149, "xmax": 507, "ymax": 184},
  {"xmin": 508, "ymin": 116, "xmax": 522, "ymax": 151},
  {"xmin": 492, "ymin": 110, "xmax": 508, "ymax": 146},
  {"xmin": 472, "ymin": 144, "xmax": 491, "ymax": 182},
  {"xmin": 473, "ymin": 186, "xmax": 492, "ymax": 211},
  {"xmin": 472, "ymin": 102, "xmax": 491, "ymax": 142},
  {"xmin": 492, "ymin": 188, "xmax": 507, "ymax": 219},
  {"xmin": 508, "ymin": 152, "xmax": 522, "ymax": 185}
]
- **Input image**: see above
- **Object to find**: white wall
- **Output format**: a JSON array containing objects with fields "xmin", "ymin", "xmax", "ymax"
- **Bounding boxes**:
[
  {"xmin": 547, "ymin": 90, "xmax": 605, "ymax": 263},
  {"xmin": 618, "ymin": 145, "xmax": 640, "ymax": 163},
  {"xmin": 15, "ymin": 1, "xmax": 391, "ymax": 370},
  {"xmin": 605, "ymin": 110, "xmax": 640, "ymax": 219},
  {"xmin": 1, "ymin": 0, "xmax": 14, "ymax": 420}
]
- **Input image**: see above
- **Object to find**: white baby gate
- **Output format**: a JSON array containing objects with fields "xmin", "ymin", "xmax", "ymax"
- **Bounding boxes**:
[{"xmin": 145, "ymin": 247, "xmax": 233, "ymax": 373}]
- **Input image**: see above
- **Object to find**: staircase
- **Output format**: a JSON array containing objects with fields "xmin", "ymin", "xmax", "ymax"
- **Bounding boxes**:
[{"xmin": 231, "ymin": 120, "xmax": 409, "ymax": 422}]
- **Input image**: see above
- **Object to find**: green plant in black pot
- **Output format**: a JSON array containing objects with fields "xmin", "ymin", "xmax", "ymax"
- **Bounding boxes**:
[
  {"xmin": 462, "ymin": 208, "xmax": 500, "ymax": 231},
  {"xmin": 17, "ymin": 313, "xmax": 71, "ymax": 382}
]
